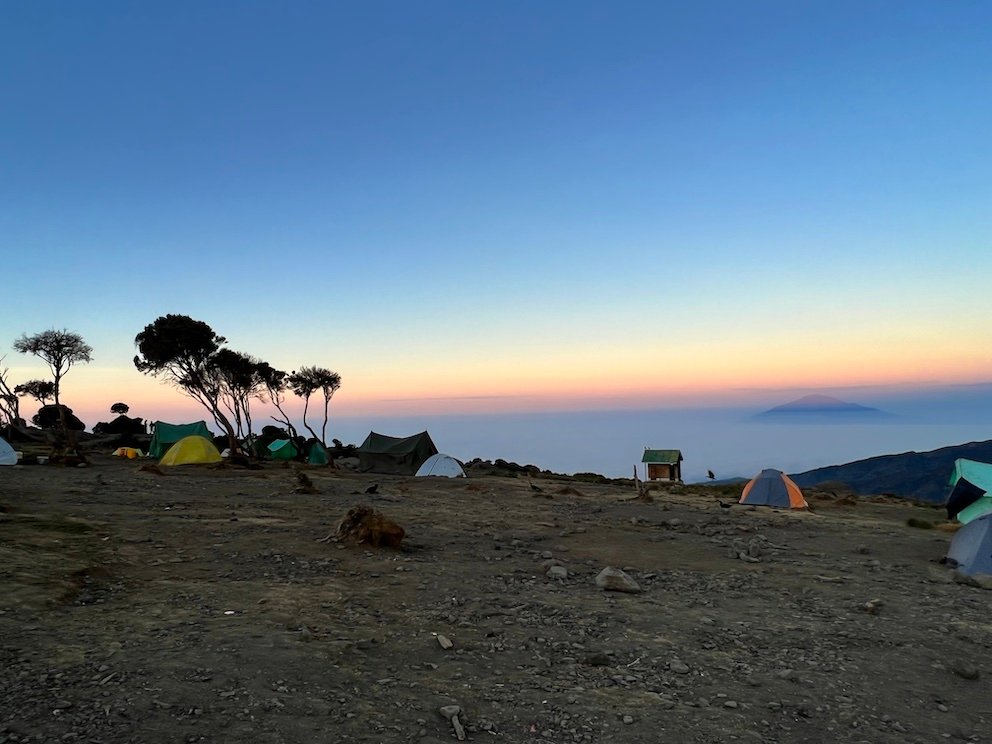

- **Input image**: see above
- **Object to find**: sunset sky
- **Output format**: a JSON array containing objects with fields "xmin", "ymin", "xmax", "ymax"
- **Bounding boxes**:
[{"xmin": 1, "ymin": 1, "xmax": 990, "ymax": 428}]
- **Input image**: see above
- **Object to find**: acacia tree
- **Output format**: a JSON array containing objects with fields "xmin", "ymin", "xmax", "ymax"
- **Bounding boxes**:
[
  {"xmin": 111, "ymin": 402, "xmax": 130, "ymax": 416},
  {"xmin": 133, "ymin": 314, "xmax": 239, "ymax": 454},
  {"xmin": 13, "ymin": 329, "xmax": 92, "ymax": 408},
  {"xmin": 257, "ymin": 363, "xmax": 298, "ymax": 439},
  {"xmin": 0, "ymin": 358, "xmax": 20, "ymax": 426},
  {"xmin": 15, "ymin": 380, "xmax": 56, "ymax": 405},
  {"xmin": 287, "ymin": 366, "xmax": 341, "ymax": 446},
  {"xmin": 212, "ymin": 349, "xmax": 269, "ymax": 442}
]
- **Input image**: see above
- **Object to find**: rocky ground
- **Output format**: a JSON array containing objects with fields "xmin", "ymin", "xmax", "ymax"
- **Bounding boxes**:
[{"xmin": 1, "ymin": 456, "xmax": 989, "ymax": 743}]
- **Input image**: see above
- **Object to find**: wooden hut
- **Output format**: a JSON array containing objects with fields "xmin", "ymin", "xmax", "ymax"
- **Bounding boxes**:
[{"xmin": 642, "ymin": 449, "xmax": 683, "ymax": 482}]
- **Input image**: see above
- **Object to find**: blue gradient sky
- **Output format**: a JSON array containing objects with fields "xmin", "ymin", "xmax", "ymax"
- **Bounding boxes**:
[{"xmin": 1, "ymin": 1, "xmax": 990, "ymax": 426}]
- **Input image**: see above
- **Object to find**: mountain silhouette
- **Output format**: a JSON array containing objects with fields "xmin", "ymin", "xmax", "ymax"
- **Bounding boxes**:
[
  {"xmin": 790, "ymin": 440, "xmax": 992, "ymax": 503},
  {"xmin": 760, "ymin": 394, "xmax": 881, "ymax": 415}
]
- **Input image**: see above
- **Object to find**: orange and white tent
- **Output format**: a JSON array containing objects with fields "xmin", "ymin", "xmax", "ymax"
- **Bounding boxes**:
[{"xmin": 739, "ymin": 468, "xmax": 807, "ymax": 509}]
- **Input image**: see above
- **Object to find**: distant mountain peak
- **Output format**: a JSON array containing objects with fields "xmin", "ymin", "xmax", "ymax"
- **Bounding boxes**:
[{"xmin": 759, "ymin": 394, "xmax": 881, "ymax": 415}]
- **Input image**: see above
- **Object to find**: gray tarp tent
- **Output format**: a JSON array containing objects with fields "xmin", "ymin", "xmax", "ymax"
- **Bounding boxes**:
[
  {"xmin": 948, "ymin": 513, "xmax": 992, "ymax": 576},
  {"xmin": 356, "ymin": 431, "xmax": 438, "ymax": 475}
]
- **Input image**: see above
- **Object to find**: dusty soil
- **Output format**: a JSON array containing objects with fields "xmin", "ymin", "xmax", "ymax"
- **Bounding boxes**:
[{"xmin": 0, "ymin": 457, "xmax": 988, "ymax": 743}]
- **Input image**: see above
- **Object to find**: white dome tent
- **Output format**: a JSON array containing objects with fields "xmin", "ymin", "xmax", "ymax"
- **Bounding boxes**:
[{"xmin": 415, "ymin": 453, "xmax": 466, "ymax": 478}]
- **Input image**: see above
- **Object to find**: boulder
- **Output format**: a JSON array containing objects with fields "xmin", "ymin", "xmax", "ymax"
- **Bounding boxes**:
[
  {"xmin": 336, "ymin": 505, "xmax": 405, "ymax": 548},
  {"xmin": 595, "ymin": 567, "xmax": 642, "ymax": 593}
]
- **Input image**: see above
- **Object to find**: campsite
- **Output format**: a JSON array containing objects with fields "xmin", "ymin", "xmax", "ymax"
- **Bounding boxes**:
[{"xmin": 2, "ymin": 450, "xmax": 990, "ymax": 744}]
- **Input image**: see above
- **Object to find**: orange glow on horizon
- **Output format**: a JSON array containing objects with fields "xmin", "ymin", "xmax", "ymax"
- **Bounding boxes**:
[{"xmin": 12, "ymin": 342, "xmax": 990, "ymax": 426}]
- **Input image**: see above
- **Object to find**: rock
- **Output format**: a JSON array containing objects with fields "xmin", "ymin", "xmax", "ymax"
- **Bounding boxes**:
[
  {"xmin": 595, "ymin": 567, "xmax": 642, "ymax": 594},
  {"xmin": 669, "ymin": 660, "xmax": 690, "ymax": 674},
  {"xmin": 622, "ymin": 715, "xmax": 634, "ymax": 724},
  {"xmin": 439, "ymin": 704, "xmax": 462, "ymax": 719},
  {"xmin": 436, "ymin": 634, "xmax": 453, "ymax": 650},
  {"xmin": 583, "ymin": 653, "xmax": 611, "ymax": 667},
  {"xmin": 860, "ymin": 599, "xmax": 883, "ymax": 614},
  {"xmin": 927, "ymin": 565, "xmax": 955, "ymax": 584},
  {"xmin": 547, "ymin": 565, "xmax": 568, "ymax": 580},
  {"xmin": 335, "ymin": 505, "xmax": 405, "ymax": 548},
  {"xmin": 439, "ymin": 704, "xmax": 465, "ymax": 741},
  {"xmin": 952, "ymin": 663, "xmax": 980, "ymax": 681}
]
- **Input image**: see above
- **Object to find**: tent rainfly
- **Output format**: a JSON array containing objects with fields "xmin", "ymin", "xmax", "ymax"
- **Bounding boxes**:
[
  {"xmin": 946, "ymin": 458, "xmax": 992, "ymax": 524},
  {"xmin": 159, "ymin": 435, "xmax": 223, "ymax": 466},
  {"xmin": 148, "ymin": 421, "xmax": 213, "ymax": 459},
  {"xmin": 268, "ymin": 439, "xmax": 298, "ymax": 461},
  {"xmin": 739, "ymin": 469, "xmax": 808, "ymax": 509},
  {"xmin": 415, "ymin": 453, "xmax": 466, "ymax": 478},
  {"xmin": 356, "ymin": 431, "xmax": 438, "ymax": 475},
  {"xmin": 947, "ymin": 513, "xmax": 992, "ymax": 576},
  {"xmin": 0, "ymin": 436, "xmax": 17, "ymax": 466},
  {"xmin": 307, "ymin": 442, "xmax": 330, "ymax": 466}
]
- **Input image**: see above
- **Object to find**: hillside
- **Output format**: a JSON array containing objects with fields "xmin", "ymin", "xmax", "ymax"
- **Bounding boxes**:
[
  {"xmin": 0, "ymin": 453, "xmax": 986, "ymax": 743},
  {"xmin": 790, "ymin": 439, "xmax": 992, "ymax": 502}
]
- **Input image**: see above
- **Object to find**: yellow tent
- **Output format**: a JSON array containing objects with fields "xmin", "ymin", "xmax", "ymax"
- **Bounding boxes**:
[
  {"xmin": 159, "ymin": 435, "xmax": 222, "ymax": 466},
  {"xmin": 112, "ymin": 447, "xmax": 143, "ymax": 459}
]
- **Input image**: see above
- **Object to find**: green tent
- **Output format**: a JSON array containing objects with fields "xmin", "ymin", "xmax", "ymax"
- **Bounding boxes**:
[
  {"xmin": 948, "ymin": 459, "xmax": 992, "ymax": 524},
  {"xmin": 268, "ymin": 439, "xmax": 299, "ymax": 461},
  {"xmin": 148, "ymin": 421, "xmax": 213, "ymax": 459},
  {"xmin": 307, "ymin": 442, "xmax": 330, "ymax": 466},
  {"xmin": 356, "ymin": 431, "xmax": 437, "ymax": 475}
]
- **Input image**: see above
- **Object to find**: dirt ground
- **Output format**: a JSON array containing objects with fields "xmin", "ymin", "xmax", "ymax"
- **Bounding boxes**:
[{"xmin": 1, "ymin": 456, "xmax": 989, "ymax": 743}]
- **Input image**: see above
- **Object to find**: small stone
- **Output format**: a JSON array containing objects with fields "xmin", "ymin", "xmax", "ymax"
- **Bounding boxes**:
[
  {"xmin": 861, "ymin": 599, "xmax": 883, "ymax": 614},
  {"xmin": 724, "ymin": 700, "xmax": 739, "ymax": 709},
  {"xmin": 669, "ymin": 660, "xmax": 690, "ymax": 674},
  {"xmin": 439, "ymin": 704, "xmax": 462, "ymax": 719},
  {"xmin": 436, "ymin": 634, "xmax": 453, "ymax": 650},
  {"xmin": 547, "ymin": 565, "xmax": 568, "ymax": 580},
  {"xmin": 622, "ymin": 715, "xmax": 634, "ymax": 724}
]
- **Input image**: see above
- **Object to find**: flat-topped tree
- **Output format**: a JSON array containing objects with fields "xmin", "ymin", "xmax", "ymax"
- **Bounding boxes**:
[
  {"xmin": 13, "ymin": 330, "xmax": 92, "ymax": 408},
  {"xmin": 287, "ymin": 366, "xmax": 341, "ymax": 447},
  {"xmin": 15, "ymin": 379, "xmax": 55, "ymax": 406},
  {"xmin": 110, "ymin": 402, "xmax": 129, "ymax": 416},
  {"xmin": 133, "ymin": 314, "xmax": 239, "ymax": 455},
  {"xmin": 14, "ymin": 330, "xmax": 92, "ymax": 454}
]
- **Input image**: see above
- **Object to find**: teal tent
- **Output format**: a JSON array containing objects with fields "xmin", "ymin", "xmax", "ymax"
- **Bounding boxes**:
[
  {"xmin": 356, "ymin": 431, "xmax": 437, "ymax": 474},
  {"xmin": 148, "ymin": 421, "xmax": 212, "ymax": 459},
  {"xmin": 947, "ymin": 459, "xmax": 992, "ymax": 524},
  {"xmin": 307, "ymin": 442, "xmax": 330, "ymax": 466},
  {"xmin": 268, "ymin": 439, "xmax": 299, "ymax": 461}
]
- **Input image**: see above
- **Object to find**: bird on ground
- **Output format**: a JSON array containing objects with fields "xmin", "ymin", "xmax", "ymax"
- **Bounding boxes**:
[
  {"xmin": 529, "ymin": 480, "xmax": 543, "ymax": 493},
  {"xmin": 364, "ymin": 483, "xmax": 379, "ymax": 495}
]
